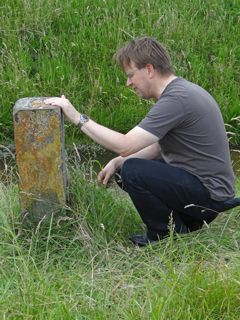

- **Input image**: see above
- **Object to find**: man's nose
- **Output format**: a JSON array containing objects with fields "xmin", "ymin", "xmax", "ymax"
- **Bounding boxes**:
[{"xmin": 127, "ymin": 77, "xmax": 132, "ymax": 87}]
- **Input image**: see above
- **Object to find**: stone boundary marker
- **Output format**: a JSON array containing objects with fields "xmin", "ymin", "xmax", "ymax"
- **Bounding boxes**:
[{"xmin": 13, "ymin": 97, "xmax": 66, "ymax": 226}]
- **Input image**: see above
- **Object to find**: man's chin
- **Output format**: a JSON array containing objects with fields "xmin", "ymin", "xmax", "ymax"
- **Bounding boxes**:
[
  {"xmin": 138, "ymin": 93, "xmax": 145, "ymax": 99},
  {"xmin": 136, "ymin": 91, "xmax": 143, "ymax": 98}
]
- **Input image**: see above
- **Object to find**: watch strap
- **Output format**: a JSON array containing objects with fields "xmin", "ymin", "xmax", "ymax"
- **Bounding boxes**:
[{"xmin": 76, "ymin": 114, "xmax": 89, "ymax": 129}]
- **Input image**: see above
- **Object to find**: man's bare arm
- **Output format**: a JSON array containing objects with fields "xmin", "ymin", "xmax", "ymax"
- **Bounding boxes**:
[
  {"xmin": 82, "ymin": 121, "xmax": 158, "ymax": 157},
  {"xmin": 44, "ymin": 96, "xmax": 159, "ymax": 157}
]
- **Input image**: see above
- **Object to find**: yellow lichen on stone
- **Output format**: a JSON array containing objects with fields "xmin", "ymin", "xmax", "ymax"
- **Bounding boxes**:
[{"xmin": 13, "ymin": 98, "xmax": 66, "ymax": 225}]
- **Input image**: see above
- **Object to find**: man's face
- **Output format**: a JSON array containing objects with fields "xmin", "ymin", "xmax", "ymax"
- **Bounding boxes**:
[{"xmin": 125, "ymin": 62, "xmax": 152, "ymax": 100}]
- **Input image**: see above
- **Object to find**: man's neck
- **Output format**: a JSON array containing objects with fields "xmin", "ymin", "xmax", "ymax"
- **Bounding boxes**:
[{"xmin": 154, "ymin": 74, "xmax": 178, "ymax": 100}]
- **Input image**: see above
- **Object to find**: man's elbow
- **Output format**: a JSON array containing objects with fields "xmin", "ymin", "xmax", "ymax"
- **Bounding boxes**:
[
  {"xmin": 116, "ymin": 137, "xmax": 134, "ymax": 157},
  {"xmin": 119, "ymin": 149, "xmax": 132, "ymax": 157},
  {"xmin": 118, "ymin": 144, "xmax": 135, "ymax": 157}
]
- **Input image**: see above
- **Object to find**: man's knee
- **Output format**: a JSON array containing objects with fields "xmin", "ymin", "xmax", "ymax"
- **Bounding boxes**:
[{"xmin": 121, "ymin": 158, "xmax": 137, "ymax": 187}]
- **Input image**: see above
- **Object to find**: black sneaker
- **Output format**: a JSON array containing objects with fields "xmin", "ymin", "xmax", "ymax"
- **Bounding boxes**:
[{"xmin": 129, "ymin": 233, "xmax": 159, "ymax": 247}]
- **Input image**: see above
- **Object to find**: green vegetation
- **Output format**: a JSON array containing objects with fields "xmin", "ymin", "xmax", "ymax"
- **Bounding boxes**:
[
  {"xmin": 1, "ymin": 158, "xmax": 240, "ymax": 319},
  {"xmin": 1, "ymin": 1, "xmax": 240, "ymax": 317},
  {"xmin": 0, "ymin": 0, "xmax": 239, "ymax": 144}
]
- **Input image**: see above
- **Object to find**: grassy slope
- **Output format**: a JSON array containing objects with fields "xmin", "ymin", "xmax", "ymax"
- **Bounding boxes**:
[
  {"xmin": 0, "ymin": 160, "xmax": 240, "ymax": 319},
  {"xmin": 0, "ymin": 0, "xmax": 240, "ymax": 144}
]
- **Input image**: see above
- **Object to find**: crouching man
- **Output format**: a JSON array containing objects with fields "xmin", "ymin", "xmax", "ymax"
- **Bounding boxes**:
[{"xmin": 45, "ymin": 37, "xmax": 240, "ymax": 246}]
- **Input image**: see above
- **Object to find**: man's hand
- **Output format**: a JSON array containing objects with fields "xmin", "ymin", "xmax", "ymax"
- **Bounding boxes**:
[
  {"xmin": 44, "ymin": 95, "xmax": 80, "ymax": 125},
  {"xmin": 98, "ymin": 159, "xmax": 118, "ymax": 186}
]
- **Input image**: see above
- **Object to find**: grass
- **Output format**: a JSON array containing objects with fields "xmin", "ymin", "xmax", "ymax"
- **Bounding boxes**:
[
  {"xmin": 0, "ymin": 0, "xmax": 240, "ymax": 144},
  {"xmin": 1, "ymin": 156, "xmax": 240, "ymax": 319},
  {"xmin": 0, "ymin": 0, "xmax": 240, "ymax": 316}
]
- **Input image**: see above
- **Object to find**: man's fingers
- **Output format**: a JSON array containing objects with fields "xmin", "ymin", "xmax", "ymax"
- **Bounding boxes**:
[
  {"xmin": 97, "ymin": 171, "xmax": 104, "ymax": 181},
  {"xmin": 45, "ymin": 97, "xmax": 65, "ymax": 105},
  {"xmin": 100, "ymin": 171, "xmax": 109, "ymax": 185},
  {"xmin": 98, "ymin": 170, "xmax": 111, "ymax": 185},
  {"xmin": 44, "ymin": 98, "xmax": 59, "ymax": 105},
  {"xmin": 103, "ymin": 173, "xmax": 111, "ymax": 185}
]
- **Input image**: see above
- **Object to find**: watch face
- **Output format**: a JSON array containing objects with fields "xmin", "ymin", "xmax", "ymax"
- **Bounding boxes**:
[
  {"xmin": 77, "ymin": 114, "xmax": 89, "ymax": 128},
  {"xmin": 82, "ymin": 115, "xmax": 89, "ymax": 121}
]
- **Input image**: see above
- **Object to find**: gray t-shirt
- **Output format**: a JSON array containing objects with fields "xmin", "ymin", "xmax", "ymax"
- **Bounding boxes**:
[{"xmin": 138, "ymin": 77, "xmax": 235, "ymax": 201}]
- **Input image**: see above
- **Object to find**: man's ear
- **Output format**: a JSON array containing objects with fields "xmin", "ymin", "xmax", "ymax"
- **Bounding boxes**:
[{"xmin": 145, "ymin": 63, "xmax": 155, "ymax": 78}]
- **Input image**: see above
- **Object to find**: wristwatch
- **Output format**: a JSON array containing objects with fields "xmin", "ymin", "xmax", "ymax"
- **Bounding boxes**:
[{"xmin": 76, "ymin": 114, "xmax": 90, "ymax": 129}]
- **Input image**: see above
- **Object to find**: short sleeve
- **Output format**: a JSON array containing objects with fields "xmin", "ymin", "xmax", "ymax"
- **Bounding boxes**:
[{"xmin": 138, "ymin": 95, "xmax": 185, "ymax": 139}]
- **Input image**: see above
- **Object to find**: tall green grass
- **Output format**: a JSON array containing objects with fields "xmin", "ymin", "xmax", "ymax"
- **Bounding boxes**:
[
  {"xmin": 0, "ymin": 157, "xmax": 240, "ymax": 318},
  {"xmin": 1, "ymin": 2, "xmax": 240, "ymax": 317},
  {"xmin": 0, "ymin": 0, "xmax": 240, "ymax": 144}
]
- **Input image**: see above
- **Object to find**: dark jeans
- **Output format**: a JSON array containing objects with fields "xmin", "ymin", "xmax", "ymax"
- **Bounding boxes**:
[{"xmin": 116, "ymin": 158, "xmax": 240, "ymax": 240}]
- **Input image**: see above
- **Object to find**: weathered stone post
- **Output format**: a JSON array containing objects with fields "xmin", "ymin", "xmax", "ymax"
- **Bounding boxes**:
[{"xmin": 13, "ymin": 97, "xmax": 66, "ymax": 226}]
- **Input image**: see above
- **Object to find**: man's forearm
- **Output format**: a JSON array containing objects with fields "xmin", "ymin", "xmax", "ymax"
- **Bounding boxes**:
[
  {"xmin": 81, "ymin": 119, "xmax": 128, "ymax": 156},
  {"xmin": 110, "ymin": 142, "xmax": 161, "ymax": 170},
  {"xmin": 81, "ymin": 118, "xmax": 159, "ymax": 157}
]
